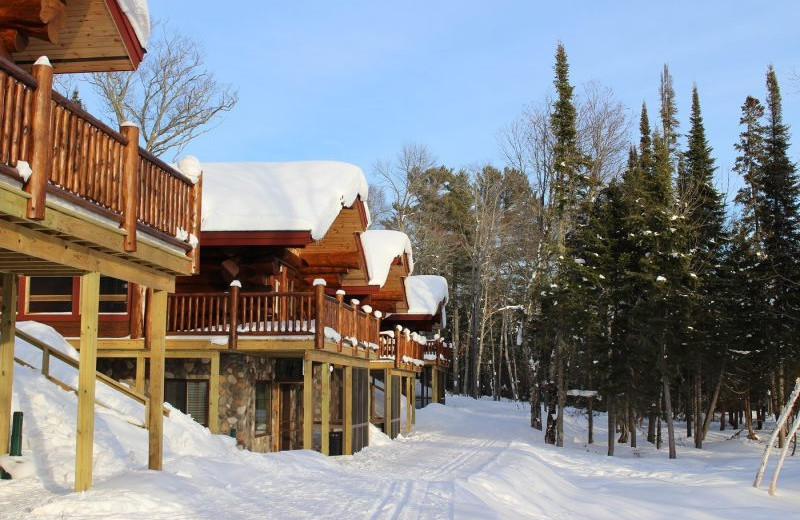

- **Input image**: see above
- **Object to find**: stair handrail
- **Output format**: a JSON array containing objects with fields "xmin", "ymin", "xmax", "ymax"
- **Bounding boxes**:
[{"xmin": 14, "ymin": 329, "xmax": 169, "ymax": 423}]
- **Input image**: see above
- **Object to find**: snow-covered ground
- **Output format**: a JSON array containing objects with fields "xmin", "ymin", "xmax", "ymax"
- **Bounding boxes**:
[{"xmin": 1, "ymin": 327, "xmax": 799, "ymax": 518}]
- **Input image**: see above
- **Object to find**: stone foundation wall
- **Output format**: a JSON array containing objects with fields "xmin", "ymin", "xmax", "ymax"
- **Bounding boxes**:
[{"xmin": 219, "ymin": 353, "xmax": 275, "ymax": 453}]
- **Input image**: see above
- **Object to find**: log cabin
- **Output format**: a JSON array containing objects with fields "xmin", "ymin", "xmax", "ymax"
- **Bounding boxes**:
[
  {"xmin": 83, "ymin": 161, "xmax": 449, "ymax": 456},
  {"xmin": 0, "ymin": 0, "xmax": 203, "ymax": 491}
]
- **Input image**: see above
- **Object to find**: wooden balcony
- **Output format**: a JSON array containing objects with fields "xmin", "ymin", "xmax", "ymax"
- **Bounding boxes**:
[
  {"xmin": 166, "ymin": 284, "xmax": 424, "ymax": 370},
  {"xmin": 0, "ymin": 57, "xmax": 200, "ymax": 286}
]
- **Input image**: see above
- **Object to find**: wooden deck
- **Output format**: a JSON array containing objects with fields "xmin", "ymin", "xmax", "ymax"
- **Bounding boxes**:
[{"xmin": 0, "ymin": 57, "xmax": 201, "ymax": 284}]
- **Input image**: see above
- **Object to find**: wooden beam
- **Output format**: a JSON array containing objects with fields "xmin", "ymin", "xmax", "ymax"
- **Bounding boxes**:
[
  {"xmin": 0, "ymin": 274, "xmax": 18, "ymax": 455},
  {"xmin": 299, "ymin": 252, "xmax": 361, "ymax": 269},
  {"xmin": 134, "ymin": 353, "xmax": 145, "ymax": 394},
  {"xmin": 343, "ymin": 365, "xmax": 353, "ymax": 455},
  {"xmin": 0, "ymin": 29, "xmax": 28, "ymax": 54},
  {"xmin": 74, "ymin": 271, "xmax": 99, "ymax": 492},
  {"xmin": 302, "ymin": 357, "xmax": 313, "ymax": 450},
  {"xmin": 147, "ymin": 289, "xmax": 167, "ymax": 471},
  {"xmin": 0, "ymin": 0, "xmax": 66, "ymax": 44},
  {"xmin": 208, "ymin": 352, "xmax": 220, "ymax": 434},
  {"xmin": 306, "ymin": 349, "xmax": 370, "ymax": 368},
  {"xmin": 321, "ymin": 362, "xmax": 330, "ymax": 455},
  {"xmin": 0, "ymin": 217, "xmax": 176, "ymax": 291}
]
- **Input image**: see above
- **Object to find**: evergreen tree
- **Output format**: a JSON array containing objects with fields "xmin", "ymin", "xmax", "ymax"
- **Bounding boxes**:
[
  {"xmin": 682, "ymin": 85, "xmax": 726, "ymax": 448},
  {"xmin": 547, "ymin": 42, "xmax": 591, "ymax": 447},
  {"xmin": 733, "ymin": 96, "xmax": 766, "ymax": 241},
  {"xmin": 755, "ymin": 66, "xmax": 800, "ymax": 419}
]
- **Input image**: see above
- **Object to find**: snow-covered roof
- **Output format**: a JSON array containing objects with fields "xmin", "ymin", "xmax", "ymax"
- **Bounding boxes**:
[
  {"xmin": 360, "ymin": 230, "xmax": 414, "ymax": 287},
  {"xmin": 404, "ymin": 275, "xmax": 449, "ymax": 315},
  {"xmin": 117, "ymin": 0, "xmax": 151, "ymax": 47},
  {"xmin": 201, "ymin": 162, "xmax": 369, "ymax": 240}
]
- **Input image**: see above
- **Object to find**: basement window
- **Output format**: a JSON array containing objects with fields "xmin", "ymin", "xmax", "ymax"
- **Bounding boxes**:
[
  {"xmin": 99, "ymin": 277, "xmax": 128, "ymax": 313},
  {"xmin": 255, "ymin": 381, "xmax": 271, "ymax": 437},
  {"xmin": 26, "ymin": 277, "xmax": 74, "ymax": 314},
  {"xmin": 165, "ymin": 379, "xmax": 209, "ymax": 426}
]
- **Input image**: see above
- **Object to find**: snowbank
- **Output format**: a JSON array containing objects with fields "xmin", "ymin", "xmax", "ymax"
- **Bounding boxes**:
[
  {"xmin": 201, "ymin": 161, "xmax": 369, "ymax": 240},
  {"xmin": 359, "ymin": 230, "xmax": 414, "ymax": 286}
]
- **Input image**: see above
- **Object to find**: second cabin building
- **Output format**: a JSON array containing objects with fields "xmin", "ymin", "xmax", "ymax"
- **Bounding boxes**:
[{"xmin": 22, "ymin": 161, "xmax": 451, "ymax": 456}]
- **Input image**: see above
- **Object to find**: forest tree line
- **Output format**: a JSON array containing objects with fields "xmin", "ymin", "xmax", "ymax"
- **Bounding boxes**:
[{"xmin": 371, "ymin": 44, "xmax": 800, "ymax": 457}]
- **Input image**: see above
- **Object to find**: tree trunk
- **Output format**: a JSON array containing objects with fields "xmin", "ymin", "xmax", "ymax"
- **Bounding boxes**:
[
  {"xmin": 503, "ymin": 321, "xmax": 518, "ymax": 401},
  {"xmin": 701, "ymin": 362, "xmax": 725, "ymax": 442},
  {"xmin": 694, "ymin": 366, "xmax": 702, "ymax": 449},
  {"xmin": 778, "ymin": 363, "xmax": 786, "ymax": 448},
  {"xmin": 452, "ymin": 305, "xmax": 461, "ymax": 394},
  {"xmin": 587, "ymin": 373, "xmax": 594, "ymax": 444},
  {"xmin": 629, "ymin": 405, "xmax": 637, "ymax": 449},
  {"xmin": 647, "ymin": 405, "xmax": 657, "ymax": 444},
  {"xmin": 656, "ymin": 391, "xmax": 663, "ymax": 450},
  {"xmin": 618, "ymin": 395, "xmax": 629, "ymax": 444},
  {"xmin": 744, "ymin": 389, "xmax": 759, "ymax": 440},
  {"xmin": 607, "ymin": 394, "xmax": 615, "ymax": 456},
  {"xmin": 664, "ymin": 377, "xmax": 677, "ymax": 459},
  {"xmin": 556, "ymin": 346, "xmax": 566, "ymax": 447}
]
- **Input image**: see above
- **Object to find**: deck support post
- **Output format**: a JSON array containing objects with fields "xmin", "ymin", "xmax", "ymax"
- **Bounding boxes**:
[
  {"xmin": 0, "ymin": 274, "xmax": 18, "ymax": 455},
  {"xmin": 406, "ymin": 376, "xmax": 413, "ymax": 433},
  {"xmin": 147, "ymin": 289, "xmax": 167, "ymax": 471},
  {"xmin": 75, "ymin": 271, "xmax": 99, "ymax": 492},
  {"xmin": 321, "ymin": 362, "xmax": 330, "ymax": 455},
  {"xmin": 120, "ymin": 123, "xmax": 140, "ymax": 252},
  {"xmin": 384, "ymin": 369, "xmax": 392, "ymax": 436},
  {"xmin": 432, "ymin": 367, "xmax": 440, "ymax": 404},
  {"xmin": 208, "ymin": 352, "xmax": 220, "ymax": 434},
  {"xmin": 343, "ymin": 365, "xmax": 353, "ymax": 455},
  {"xmin": 411, "ymin": 374, "xmax": 416, "ymax": 425},
  {"xmin": 303, "ymin": 356, "xmax": 313, "ymax": 450},
  {"xmin": 25, "ymin": 58, "xmax": 53, "ymax": 220}
]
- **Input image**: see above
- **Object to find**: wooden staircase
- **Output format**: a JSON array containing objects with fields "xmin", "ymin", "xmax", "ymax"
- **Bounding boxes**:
[{"xmin": 13, "ymin": 329, "xmax": 169, "ymax": 429}]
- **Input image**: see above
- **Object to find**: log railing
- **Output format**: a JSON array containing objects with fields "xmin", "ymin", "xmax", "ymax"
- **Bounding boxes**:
[
  {"xmin": 167, "ymin": 287, "xmax": 388, "ymax": 355},
  {"xmin": 0, "ymin": 60, "xmax": 35, "ymax": 175},
  {"xmin": 423, "ymin": 338, "xmax": 451, "ymax": 367},
  {"xmin": 238, "ymin": 291, "xmax": 314, "ymax": 334},
  {"xmin": 378, "ymin": 328, "xmax": 424, "ymax": 370},
  {"xmin": 0, "ymin": 57, "xmax": 200, "ymax": 257}
]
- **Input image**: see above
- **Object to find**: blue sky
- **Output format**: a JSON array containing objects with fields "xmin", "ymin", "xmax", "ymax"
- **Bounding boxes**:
[{"xmin": 115, "ymin": 2, "xmax": 799, "ymax": 196}]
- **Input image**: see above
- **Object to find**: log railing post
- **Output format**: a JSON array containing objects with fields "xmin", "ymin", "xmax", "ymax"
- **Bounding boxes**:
[
  {"xmin": 349, "ymin": 299, "xmax": 359, "ymax": 354},
  {"xmin": 313, "ymin": 279, "xmax": 326, "ymax": 350},
  {"xmin": 395, "ymin": 325, "xmax": 403, "ymax": 368},
  {"xmin": 177, "ymin": 156, "xmax": 203, "ymax": 273},
  {"xmin": 120, "ymin": 122, "xmax": 140, "ymax": 252},
  {"xmin": 373, "ymin": 311, "xmax": 382, "ymax": 360},
  {"xmin": 25, "ymin": 56, "xmax": 53, "ymax": 220},
  {"xmin": 361, "ymin": 305, "xmax": 372, "ymax": 354},
  {"xmin": 335, "ymin": 290, "xmax": 344, "ymax": 352},
  {"xmin": 228, "ymin": 281, "xmax": 240, "ymax": 350},
  {"xmin": 189, "ymin": 174, "xmax": 202, "ymax": 273}
]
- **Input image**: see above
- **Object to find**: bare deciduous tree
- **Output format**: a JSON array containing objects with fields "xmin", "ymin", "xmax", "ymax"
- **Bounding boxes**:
[
  {"xmin": 88, "ymin": 25, "xmax": 238, "ymax": 159},
  {"xmin": 373, "ymin": 142, "xmax": 436, "ymax": 233}
]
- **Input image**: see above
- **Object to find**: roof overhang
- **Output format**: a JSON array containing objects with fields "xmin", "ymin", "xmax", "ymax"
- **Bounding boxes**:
[{"xmin": 9, "ymin": 0, "xmax": 146, "ymax": 73}]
